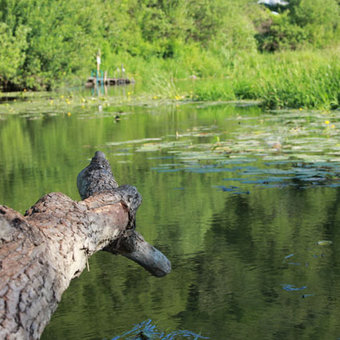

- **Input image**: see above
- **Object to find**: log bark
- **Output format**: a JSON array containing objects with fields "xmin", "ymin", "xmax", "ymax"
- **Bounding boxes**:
[{"xmin": 0, "ymin": 151, "xmax": 171, "ymax": 339}]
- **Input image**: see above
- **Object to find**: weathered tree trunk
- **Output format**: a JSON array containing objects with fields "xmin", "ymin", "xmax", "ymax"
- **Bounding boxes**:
[{"xmin": 0, "ymin": 152, "xmax": 171, "ymax": 339}]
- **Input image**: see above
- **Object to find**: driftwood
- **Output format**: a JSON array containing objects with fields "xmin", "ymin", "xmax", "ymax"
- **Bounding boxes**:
[{"xmin": 0, "ymin": 151, "xmax": 171, "ymax": 339}]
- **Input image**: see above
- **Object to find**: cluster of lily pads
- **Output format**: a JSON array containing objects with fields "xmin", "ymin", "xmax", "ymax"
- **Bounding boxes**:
[
  {"xmin": 2, "ymin": 95, "xmax": 340, "ymax": 189},
  {"xmin": 107, "ymin": 108, "xmax": 340, "ymax": 190},
  {"xmin": 0, "ymin": 90, "xmax": 187, "ymax": 119}
]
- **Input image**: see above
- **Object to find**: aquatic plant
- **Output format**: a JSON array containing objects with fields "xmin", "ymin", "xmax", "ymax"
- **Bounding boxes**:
[{"xmin": 111, "ymin": 319, "xmax": 209, "ymax": 340}]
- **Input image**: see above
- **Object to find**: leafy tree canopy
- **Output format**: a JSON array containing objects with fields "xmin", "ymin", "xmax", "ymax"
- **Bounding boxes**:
[{"xmin": 0, "ymin": 0, "xmax": 339, "ymax": 90}]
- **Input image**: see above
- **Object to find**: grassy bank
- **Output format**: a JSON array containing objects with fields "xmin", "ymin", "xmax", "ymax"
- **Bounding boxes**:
[
  {"xmin": 1, "ymin": 48, "xmax": 339, "ymax": 111},
  {"xmin": 113, "ymin": 47, "xmax": 339, "ymax": 110}
]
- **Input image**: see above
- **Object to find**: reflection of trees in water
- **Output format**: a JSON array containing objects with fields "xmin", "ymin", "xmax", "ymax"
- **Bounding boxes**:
[
  {"xmin": 179, "ymin": 189, "xmax": 340, "ymax": 339},
  {"xmin": 37, "ymin": 175, "xmax": 340, "ymax": 339}
]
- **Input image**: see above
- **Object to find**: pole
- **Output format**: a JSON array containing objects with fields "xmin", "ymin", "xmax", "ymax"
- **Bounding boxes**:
[{"xmin": 96, "ymin": 50, "xmax": 101, "ymax": 86}]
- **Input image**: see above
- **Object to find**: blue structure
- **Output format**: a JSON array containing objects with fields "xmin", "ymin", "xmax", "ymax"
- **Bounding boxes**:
[{"xmin": 91, "ymin": 70, "xmax": 104, "ymax": 87}]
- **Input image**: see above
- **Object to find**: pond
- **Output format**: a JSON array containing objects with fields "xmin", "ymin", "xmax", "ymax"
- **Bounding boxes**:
[{"xmin": 1, "ymin": 91, "xmax": 340, "ymax": 339}]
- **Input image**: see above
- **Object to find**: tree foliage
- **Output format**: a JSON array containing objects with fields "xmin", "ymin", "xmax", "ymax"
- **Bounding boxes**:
[
  {"xmin": 256, "ymin": 0, "xmax": 340, "ymax": 51},
  {"xmin": 0, "ymin": 0, "xmax": 339, "ymax": 90}
]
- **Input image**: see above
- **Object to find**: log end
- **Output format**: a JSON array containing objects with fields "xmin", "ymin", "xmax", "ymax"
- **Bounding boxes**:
[{"xmin": 105, "ymin": 230, "xmax": 171, "ymax": 278}]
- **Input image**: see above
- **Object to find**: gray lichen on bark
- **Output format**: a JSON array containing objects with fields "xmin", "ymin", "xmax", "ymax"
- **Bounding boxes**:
[{"xmin": 77, "ymin": 151, "xmax": 119, "ymax": 200}]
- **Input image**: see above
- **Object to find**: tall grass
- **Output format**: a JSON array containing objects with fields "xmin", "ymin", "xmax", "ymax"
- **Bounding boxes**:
[
  {"xmin": 189, "ymin": 49, "xmax": 340, "ymax": 109},
  {"xmin": 109, "ymin": 47, "xmax": 340, "ymax": 109}
]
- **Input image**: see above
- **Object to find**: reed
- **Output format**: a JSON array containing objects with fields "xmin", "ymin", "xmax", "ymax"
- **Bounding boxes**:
[{"xmin": 78, "ymin": 47, "xmax": 340, "ymax": 110}]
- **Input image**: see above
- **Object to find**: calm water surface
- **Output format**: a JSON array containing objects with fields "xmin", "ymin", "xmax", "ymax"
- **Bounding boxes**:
[{"xmin": 1, "ymin": 94, "xmax": 340, "ymax": 339}]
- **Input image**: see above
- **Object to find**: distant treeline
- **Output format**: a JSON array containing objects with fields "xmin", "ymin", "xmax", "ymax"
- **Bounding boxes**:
[{"xmin": 0, "ymin": 0, "xmax": 339, "ymax": 91}]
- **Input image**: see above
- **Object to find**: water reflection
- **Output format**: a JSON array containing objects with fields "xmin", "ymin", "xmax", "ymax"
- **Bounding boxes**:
[{"xmin": 1, "ymin": 97, "xmax": 340, "ymax": 339}]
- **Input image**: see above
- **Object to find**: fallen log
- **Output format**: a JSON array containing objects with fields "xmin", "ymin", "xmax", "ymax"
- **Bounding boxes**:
[{"xmin": 0, "ymin": 151, "xmax": 171, "ymax": 339}]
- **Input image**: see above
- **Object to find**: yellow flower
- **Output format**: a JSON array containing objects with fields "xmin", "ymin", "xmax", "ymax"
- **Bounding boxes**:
[
  {"xmin": 331, "ymin": 124, "xmax": 335, "ymax": 129},
  {"xmin": 67, "ymin": 112, "xmax": 71, "ymax": 116},
  {"xmin": 299, "ymin": 108, "xmax": 303, "ymax": 111},
  {"xmin": 325, "ymin": 120, "xmax": 330, "ymax": 125}
]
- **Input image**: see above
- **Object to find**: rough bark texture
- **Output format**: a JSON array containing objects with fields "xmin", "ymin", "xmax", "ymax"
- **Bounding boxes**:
[
  {"xmin": 0, "ymin": 151, "xmax": 171, "ymax": 339},
  {"xmin": 77, "ymin": 151, "xmax": 119, "ymax": 200}
]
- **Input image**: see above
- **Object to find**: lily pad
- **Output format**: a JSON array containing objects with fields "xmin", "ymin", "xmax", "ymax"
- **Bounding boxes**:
[
  {"xmin": 107, "ymin": 138, "xmax": 162, "ymax": 146},
  {"xmin": 317, "ymin": 240, "xmax": 333, "ymax": 246}
]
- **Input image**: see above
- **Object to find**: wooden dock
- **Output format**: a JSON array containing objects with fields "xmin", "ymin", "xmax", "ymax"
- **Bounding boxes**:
[{"xmin": 85, "ymin": 77, "xmax": 134, "ymax": 87}]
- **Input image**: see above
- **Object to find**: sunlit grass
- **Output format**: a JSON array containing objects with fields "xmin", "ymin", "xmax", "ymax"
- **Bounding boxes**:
[
  {"xmin": 116, "ymin": 48, "xmax": 340, "ymax": 110},
  {"xmin": 2, "ymin": 48, "xmax": 339, "ymax": 110}
]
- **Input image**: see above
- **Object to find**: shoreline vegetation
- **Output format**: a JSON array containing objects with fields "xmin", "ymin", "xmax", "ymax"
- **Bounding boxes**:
[{"xmin": 0, "ymin": 0, "xmax": 339, "ymax": 110}]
